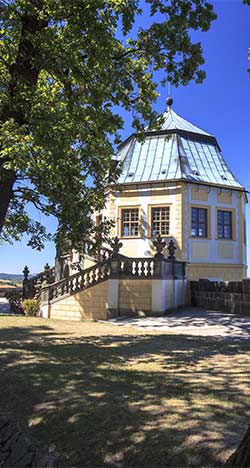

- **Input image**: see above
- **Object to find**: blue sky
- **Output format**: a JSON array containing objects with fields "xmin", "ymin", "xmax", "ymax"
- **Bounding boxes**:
[{"xmin": 1, "ymin": 0, "xmax": 250, "ymax": 274}]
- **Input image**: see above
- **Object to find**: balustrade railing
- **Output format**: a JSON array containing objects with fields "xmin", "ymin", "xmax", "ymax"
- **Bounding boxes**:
[
  {"xmin": 40, "ymin": 260, "xmax": 111, "ymax": 303},
  {"xmin": 23, "ymin": 265, "xmax": 55, "ymax": 299},
  {"xmin": 96, "ymin": 246, "xmax": 128, "ymax": 263},
  {"xmin": 120, "ymin": 258, "xmax": 155, "ymax": 277},
  {"xmin": 26, "ymin": 237, "xmax": 186, "ymax": 304},
  {"xmin": 39, "ymin": 256, "xmax": 186, "ymax": 304},
  {"xmin": 96, "ymin": 247, "xmax": 112, "ymax": 263},
  {"xmin": 112, "ymin": 257, "xmax": 186, "ymax": 279}
]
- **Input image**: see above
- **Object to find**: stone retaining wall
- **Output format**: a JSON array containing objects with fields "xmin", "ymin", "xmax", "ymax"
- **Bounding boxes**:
[
  {"xmin": 119, "ymin": 279, "xmax": 152, "ymax": 313},
  {"xmin": 50, "ymin": 281, "xmax": 109, "ymax": 321},
  {"xmin": 190, "ymin": 279, "xmax": 250, "ymax": 314}
]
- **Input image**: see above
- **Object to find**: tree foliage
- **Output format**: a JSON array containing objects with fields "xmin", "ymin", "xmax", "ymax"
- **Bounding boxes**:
[{"xmin": 0, "ymin": 0, "xmax": 216, "ymax": 251}]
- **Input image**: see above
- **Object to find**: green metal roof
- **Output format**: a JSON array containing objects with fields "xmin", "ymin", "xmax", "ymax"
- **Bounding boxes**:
[{"xmin": 115, "ymin": 107, "xmax": 244, "ymax": 189}]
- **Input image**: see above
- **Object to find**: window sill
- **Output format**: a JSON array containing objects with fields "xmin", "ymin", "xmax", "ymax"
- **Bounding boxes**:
[
  {"xmin": 190, "ymin": 236, "xmax": 210, "ymax": 240},
  {"xmin": 120, "ymin": 236, "xmax": 141, "ymax": 239},
  {"xmin": 146, "ymin": 235, "xmax": 172, "ymax": 239}
]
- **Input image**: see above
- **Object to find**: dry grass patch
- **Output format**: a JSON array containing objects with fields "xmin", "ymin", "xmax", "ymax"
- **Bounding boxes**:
[{"xmin": 0, "ymin": 315, "xmax": 250, "ymax": 467}]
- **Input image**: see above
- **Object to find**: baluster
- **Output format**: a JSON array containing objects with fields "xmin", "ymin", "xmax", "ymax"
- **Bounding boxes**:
[
  {"xmin": 82, "ymin": 273, "xmax": 87, "ymax": 288},
  {"xmin": 75, "ymin": 275, "xmax": 80, "ymax": 291},
  {"xmin": 95, "ymin": 268, "xmax": 99, "ymax": 282},
  {"xmin": 69, "ymin": 278, "xmax": 73, "ymax": 293},
  {"xmin": 134, "ymin": 260, "xmax": 139, "ymax": 276},
  {"xmin": 53, "ymin": 285, "xmax": 58, "ymax": 299},
  {"xmin": 61, "ymin": 282, "xmax": 65, "ymax": 296},
  {"xmin": 85, "ymin": 271, "xmax": 90, "ymax": 287},
  {"xmin": 94, "ymin": 267, "xmax": 99, "ymax": 283},
  {"xmin": 98, "ymin": 266, "xmax": 102, "ymax": 280},
  {"xmin": 103, "ymin": 264, "xmax": 109, "ymax": 278},
  {"xmin": 80, "ymin": 273, "xmax": 84, "ymax": 289},
  {"xmin": 150, "ymin": 260, "xmax": 154, "ymax": 277},
  {"xmin": 49, "ymin": 287, "xmax": 53, "ymax": 302}
]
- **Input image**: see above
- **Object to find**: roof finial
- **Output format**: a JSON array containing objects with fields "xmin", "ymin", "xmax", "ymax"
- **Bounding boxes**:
[
  {"xmin": 166, "ymin": 81, "xmax": 173, "ymax": 110},
  {"xmin": 166, "ymin": 96, "xmax": 173, "ymax": 109}
]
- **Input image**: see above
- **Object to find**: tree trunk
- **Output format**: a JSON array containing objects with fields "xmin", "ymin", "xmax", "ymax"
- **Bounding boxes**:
[
  {"xmin": 0, "ymin": 1, "xmax": 47, "ymax": 234},
  {"xmin": 0, "ymin": 172, "xmax": 16, "ymax": 232},
  {"xmin": 225, "ymin": 425, "xmax": 250, "ymax": 467}
]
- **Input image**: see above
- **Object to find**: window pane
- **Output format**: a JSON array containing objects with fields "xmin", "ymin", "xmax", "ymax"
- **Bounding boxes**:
[
  {"xmin": 224, "ymin": 225, "xmax": 231, "ymax": 239},
  {"xmin": 218, "ymin": 226, "xmax": 223, "ymax": 238},
  {"xmin": 199, "ymin": 224, "xmax": 206, "ymax": 237},
  {"xmin": 218, "ymin": 210, "xmax": 223, "ymax": 224},
  {"xmin": 121, "ymin": 208, "xmax": 139, "ymax": 237},
  {"xmin": 192, "ymin": 208, "xmax": 198, "ymax": 222},
  {"xmin": 224, "ymin": 211, "xmax": 231, "ymax": 224},
  {"xmin": 198, "ymin": 210, "xmax": 206, "ymax": 222},
  {"xmin": 217, "ymin": 210, "xmax": 232, "ymax": 239},
  {"xmin": 123, "ymin": 224, "xmax": 129, "ymax": 236},
  {"xmin": 192, "ymin": 207, "xmax": 208, "ymax": 237},
  {"xmin": 151, "ymin": 207, "xmax": 170, "ymax": 236}
]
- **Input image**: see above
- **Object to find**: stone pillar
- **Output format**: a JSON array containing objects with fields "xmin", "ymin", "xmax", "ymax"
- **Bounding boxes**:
[
  {"xmin": 22, "ymin": 266, "xmax": 30, "ymax": 299},
  {"xmin": 174, "ymin": 278, "xmax": 188, "ymax": 308},
  {"xmin": 39, "ymin": 287, "xmax": 50, "ymax": 319},
  {"xmin": 152, "ymin": 279, "xmax": 167, "ymax": 314},
  {"xmin": 107, "ymin": 258, "xmax": 121, "ymax": 318},
  {"xmin": 151, "ymin": 259, "xmax": 187, "ymax": 313},
  {"xmin": 107, "ymin": 279, "xmax": 119, "ymax": 319},
  {"xmin": 152, "ymin": 260, "xmax": 174, "ymax": 314}
]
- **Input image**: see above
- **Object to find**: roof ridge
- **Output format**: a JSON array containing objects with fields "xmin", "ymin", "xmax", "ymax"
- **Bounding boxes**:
[{"xmin": 160, "ymin": 108, "xmax": 211, "ymax": 136}]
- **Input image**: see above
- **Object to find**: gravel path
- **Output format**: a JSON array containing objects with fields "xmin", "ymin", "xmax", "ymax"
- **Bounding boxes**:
[{"xmin": 108, "ymin": 308, "xmax": 250, "ymax": 339}]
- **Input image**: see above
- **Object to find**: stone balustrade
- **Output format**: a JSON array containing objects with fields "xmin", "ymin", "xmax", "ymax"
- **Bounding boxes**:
[{"xmin": 23, "ymin": 238, "xmax": 187, "ymax": 320}]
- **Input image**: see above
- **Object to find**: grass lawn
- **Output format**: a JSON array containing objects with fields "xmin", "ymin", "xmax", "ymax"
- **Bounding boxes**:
[{"xmin": 0, "ymin": 316, "xmax": 250, "ymax": 467}]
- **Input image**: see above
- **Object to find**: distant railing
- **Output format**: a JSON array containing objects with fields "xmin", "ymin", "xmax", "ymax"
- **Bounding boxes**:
[{"xmin": 23, "ymin": 264, "xmax": 55, "ymax": 299}]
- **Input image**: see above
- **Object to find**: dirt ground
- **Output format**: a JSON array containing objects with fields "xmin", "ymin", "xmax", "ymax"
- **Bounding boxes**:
[{"xmin": 0, "ymin": 314, "xmax": 249, "ymax": 467}]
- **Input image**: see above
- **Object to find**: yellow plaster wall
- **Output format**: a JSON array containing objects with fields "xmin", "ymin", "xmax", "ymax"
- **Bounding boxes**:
[
  {"xmin": 191, "ymin": 188, "xmax": 209, "ymax": 201},
  {"xmin": 191, "ymin": 242, "xmax": 209, "ymax": 259},
  {"xmin": 119, "ymin": 279, "xmax": 152, "ymax": 311},
  {"xmin": 187, "ymin": 263, "xmax": 246, "ymax": 281},
  {"xmin": 109, "ymin": 192, "xmax": 116, "ymax": 236},
  {"xmin": 217, "ymin": 243, "xmax": 234, "ymax": 259},
  {"xmin": 217, "ymin": 191, "xmax": 232, "ymax": 204},
  {"xmin": 50, "ymin": 281, "xmax": 108, "ymax": 321},
  {"xmin": 119, "ymin": 240, "xmax": 142, "ymax": 258},
  {"xmin": 174, "ymin": 188, "xmax": 183, "ymax": 259},
  {"xmin": 181, "ymin": 184, "xmax": 187, "ymax": 260},
  {"xmin": 83, "ymin": 257, "xmax": 96, "ymax": 269},
  {"xmin": 237, "ymin": 193, "xmax": 244, "ymax": 263}
]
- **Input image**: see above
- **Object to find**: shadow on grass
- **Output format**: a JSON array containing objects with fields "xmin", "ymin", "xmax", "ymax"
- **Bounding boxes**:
[{"xmin": 0, "ymin": 322, "xmax": 250, "ymax": 467}]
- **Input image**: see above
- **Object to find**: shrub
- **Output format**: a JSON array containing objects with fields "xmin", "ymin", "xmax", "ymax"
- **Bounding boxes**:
[
  {"xmin": 5, "ymin": 291, "xmax": 23, "ymax": 314},
  {"xmin": 22, "ymin": 299, "xmax": 40, "ymax": 317}
]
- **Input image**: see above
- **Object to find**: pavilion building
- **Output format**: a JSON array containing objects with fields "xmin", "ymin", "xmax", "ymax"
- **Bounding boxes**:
[{"xmin": 100, "ymin": 99, "xmax": 247, "ymax": 281}]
